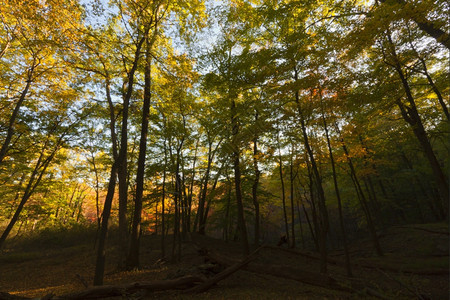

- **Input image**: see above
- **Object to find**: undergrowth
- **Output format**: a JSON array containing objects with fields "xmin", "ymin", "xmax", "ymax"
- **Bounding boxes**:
[{"xmin": 2, "ymin": 223, "xmax": 99, "ymax": 251}]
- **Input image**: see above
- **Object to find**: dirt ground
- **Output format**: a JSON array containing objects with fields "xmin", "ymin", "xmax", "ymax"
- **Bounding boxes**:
[{"xmin": 0, "ymin": 223, "xmax": 448, "ymax": 299}]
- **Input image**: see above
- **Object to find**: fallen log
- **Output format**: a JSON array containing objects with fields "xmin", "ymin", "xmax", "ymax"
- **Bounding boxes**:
[
  {"xmin": 186, "ymin": 246, "xmax": 263, "ymax": 293},
  {"xmin": 0, "ymin": 292, "xmax": 31, "ymax": 300},
  {"xmin": 49, "ymin": 275, "xmax": 204, "ymax": 299}
]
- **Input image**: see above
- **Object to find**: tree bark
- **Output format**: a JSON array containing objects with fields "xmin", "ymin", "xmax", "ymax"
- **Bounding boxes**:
[
  {"xmin": 252, "ymin": 113, "xmax": 261, "ymax": 246},
  {"xmin": 335, "ymin": 124, "xmax": 383, "ymax": 257},
  {"xmin": 378, "ymin": 0, "xmax": 450, "ymax": 49},
  {"xmin": 318, "ymin": 90, "xmax": 352, "ymax": 276},
  {"xmin": 295, "ymin": 199, "xmax": 305, "ymax": 248},
  {"xmin": 92, "ymin": 69, "xmax": 123, "ymax": 286},
  {"xmin": 88, "ymin": 152, "xmax": 101, "ymax": 228},
  {"xmin": 187, "ymin": 139, "xmax": 199, "ymax": 233},
  {"xmin": 117, "ymin": 33, "xmax": 148, "ymax": 270},
  {"xmin": 223, "ymin": 174, "xmax": 232, "ymax": 241},
  {"xmin": 289, "ymin": 147, "xmax": 296, "ymax": 248},
  {"xmin": 384, "ymin": 32, "xmax": 449, "ymax": 213},
  {"xmin": 406, "ymin": 32, "xmax": 449, "ymax": 120},
  {"xmin": 161, "ymin": 138, "xmax": 168, "ymax": 258},
  {"xmin": 126, "ymin": 25, "xmax": 155, "ymax": 269},
  {"xmin": 276, "ymin": 128, "xmax": 290, "ymax": 244},
  {"xmin": 93, "ymin": 163, "xmax": 117, "ymax": 286},
  {"xmin": 196, "ymin": 140, "xmax": 212, "ymax": 234},
  {"xmin": 294, "ymin": 75, "xmax": 329, "ymax": 273},
  {"xmin": 0, "ymin": 58, "xmax": 36, "ymax": 165},
  {"xmin": 298, "ymin": 176, "xmax": 318, "ymax": 249},
  {"xmin": 230, "ymin": 98, "xmax": 250, "ymax": 255},
  {"xmin": 201, "ymin": 164, "xmax": 223, "ymax": 233},
  {"xmin": 0, "ymin": 133, "xmax": 62, "ymax": 249}
]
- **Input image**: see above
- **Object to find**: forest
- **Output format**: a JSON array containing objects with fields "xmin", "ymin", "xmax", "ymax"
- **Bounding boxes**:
[{"xmin": 0, "ymin": 0, "xmax": 448, "ymax": 299}]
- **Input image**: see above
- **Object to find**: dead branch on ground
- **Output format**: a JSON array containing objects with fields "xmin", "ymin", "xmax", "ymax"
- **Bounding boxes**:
[{"xmin": 186, "ymin": 246, "xmax": 264, "ymax": 293}]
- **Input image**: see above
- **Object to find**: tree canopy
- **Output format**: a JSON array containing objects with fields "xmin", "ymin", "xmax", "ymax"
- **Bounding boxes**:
[{"xmin": 0, "ymin": 0, "xmax": 448, "ymax": 287}]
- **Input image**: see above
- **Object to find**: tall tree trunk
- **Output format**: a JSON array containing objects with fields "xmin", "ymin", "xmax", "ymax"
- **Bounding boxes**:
[
  {"xmin": 223, "ymin": 173, "xmax": 232, "ymax": 241},
  {"xmin": 412, "ymin": 20, "xmax": 450, "ymax": 50},
  {"xmin": 181, "ymin": 170, "xmax": 188, "ymax": 239},
  {"xmin": 358, "ymin": 136, "xmax": 382, "ymax": 218},
  {"xmin": 289, "ymin": 147, "xmax": 296, "ymax": 248},
  {"xmin": 0, "ymin": 134, "xmax": 61, "ymax": 249},
  {"xmin": 231, "ymin": 98, "xmax": 249, "ymax": 256},
  {"xmin": 301, "ymin": 196, "xmax": 318, "ymax": 249},
  {"xmin": 187, "ymin": 139, "xmax": 199, "ymax": 233},
  {"xmin": 89, "ymin": 152, "xmax": 101, "ymax": 228},
  {"xmin": 76, "ymin": 196, "xmax": 85, "ymax": 223},
  {"xmin": 117, "ymin": 34, "xmax": 147, "ymax": 270},
  {"xmin": 294, "ymin": 71, "xmax": 328, "ymax": 273},
  {"xmin": 7, "ymin": 173, "xmax": 26, "ymax": 219},
  {"xmin": 405, "ymin": 30, "xmax": 449, "ymax": 120},
  {"xmin": 400, "ymin": 150, "xmax": 444, "ymax": 220},
  {"xmin": 126, "ymin": 28, "xmax": 154, "ymax": 269},
  {"xmin": 161, "ymin": 139, "xmax": 168, "ymax": 258},
  {"xmin": 419, "ymin": 60, "xmax": 449, "ymax": 120},
  {"xmin": 296, "ymin": 199, "xmax": 305, "ymax": 249},
  {"xmin": 276, "ymin": 128, "xmax": 290, "ymax": 244},
  {"xmin": 335, "ymin": 123, "xmax": 383, "ymax": 257},
  {"xmin": 179, "ymin": 115, "xmax": 188, "ymax": 242},
  {"xmin": 201, "ymin": 164, "xmax": 223, "ymax": 232},
  {"xmin": 93, "ymin": 74, "xmax": 122, "ymax": 285},
  {"xmin": 105, "ymin": 78, "xmax": 119, "ymax": 161},
  {"xmin": 351, "ymin": 169, "xmax": 383, "ymax": 255},
  {"xmin": 94, "ymin": 162, "xmax": 118, "ymax": 285},
  {"xmin": 176, "ymin": 161, "xmax": 183, "ymax": 261},
  {"xmin": 305, "ymin": 155, "xmax": 320, "ymax": 252},
  {"xmin": 154, "ymin": 200, "xmax": 158, "ymax": 234},
  {"xmin": 169, "ymin": 145, "xmax": 177, "ymax": 261},
  {"xmin": 252, "ymin": 113, "xmax": 261, "ymax": 246},
  {"xmin": 0, "ymin": 58, "xmax": 36, "ymax": 165},
  {"xmin": 318, "ymin": 90, "xmax": 352, "ymax": 276},
  {"xmin": 378, "ymin": 0, "xmax": 450, "ymax": 49},
  {"xmin": 297, "ymin": 156, "xmax": 319, "ymax": 251},
  {"xmin": 117, "ymin": 117, "xmax": 129, "ymax": 270},
  {"xmin": 384, "ymin": 32, "xmax": 449, "ymax": 213},
  {"xmin": 196, "ymin": 140, "xmax": 212, "ymax": 234},
  {"xmin": 171, "ymin": 140, "xmax": 184, "ymax": 263}
]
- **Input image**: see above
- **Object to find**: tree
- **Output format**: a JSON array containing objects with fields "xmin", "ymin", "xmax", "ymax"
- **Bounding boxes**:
[
  {"xmin": 379, "ymin": 29, "xmax": 449, "ymax": 210},
  {"xmin": 0, "ymin": 0, "xmax": 84, "ymax": 165},
  {"xmin": 0, "ymin": 0, "xmax": 85, "ymax": 248},
  {"xmin": 126, "ymin": 0, "xmax": 161, "ymax": 271},
  {"xmin": 377, "ymin": 0, "xmax": 450, "ymax": 50},
  {"xmin": 0, "ymin": 109, "xmax": 86, "ymax": 248}
]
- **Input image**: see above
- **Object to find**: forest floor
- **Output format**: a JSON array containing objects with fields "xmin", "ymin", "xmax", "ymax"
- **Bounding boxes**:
[{"xmin": 0, "ymin": 222, "xmax": 448, "ymax": 299}]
